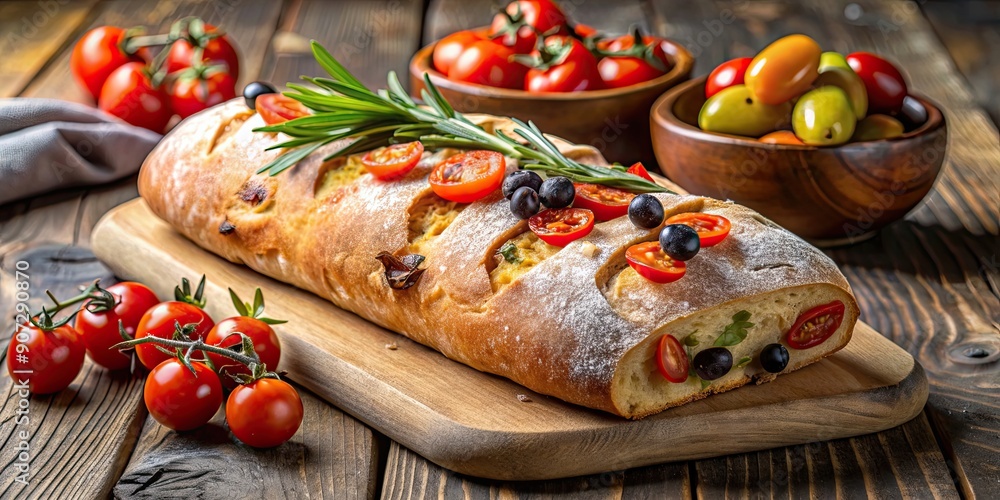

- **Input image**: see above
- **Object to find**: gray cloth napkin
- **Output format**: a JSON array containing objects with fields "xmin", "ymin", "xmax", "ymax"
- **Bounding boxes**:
[{"xmin": 0, "ymin": 98, "xmax": 161, "ymax": 205}]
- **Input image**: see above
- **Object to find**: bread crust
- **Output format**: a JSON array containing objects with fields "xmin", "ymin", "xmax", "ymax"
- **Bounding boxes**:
[{"xmin": 138, "ymin": 99, "xmax": 858, "ymax": 418}]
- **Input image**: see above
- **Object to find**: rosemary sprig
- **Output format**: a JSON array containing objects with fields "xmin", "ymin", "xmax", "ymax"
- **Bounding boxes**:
[{"xmin": 254, "ymin": 41, "xmax": 668, "ymax": 194}]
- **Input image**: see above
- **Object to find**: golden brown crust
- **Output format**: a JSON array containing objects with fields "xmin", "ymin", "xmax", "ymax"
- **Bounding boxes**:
[{"xmin": 139, "ymin": 99, "xmax": 858, "ymax": 417}]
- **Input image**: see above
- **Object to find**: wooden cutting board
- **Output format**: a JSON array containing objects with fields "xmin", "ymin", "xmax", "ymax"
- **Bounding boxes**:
[{"xmin": 91, "ymin": 199, "xmax": 928, "ymax": 481}]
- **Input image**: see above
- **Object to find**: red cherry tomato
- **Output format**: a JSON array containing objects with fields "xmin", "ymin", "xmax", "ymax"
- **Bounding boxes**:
[
  {"xmin": 656, "ymin": 335, "xmax": 689, "ymax": 383},
  {"xmin": 489, "ymin": 0, "xmax": 569, "ymax": 54},
  {"xmin": 433, "ymin": 30, "xmax": 485, "ymax": 75},
  {"xmin": 525, "ymin": 36, "xmax": 603, "ymax": 93},
  {"xmin": 785, "ymin": 301, "xmax": 846, "ymax": 350},
  {"xmin": 449, "ymin": 40, "xmax": 527, "ymax": 89},
  {"xmin": 626, "ymin": 162, "xmax": 655, "ymax": 182},
  {"xmin": 144, "ymin": 359, "xmax": 223, "ymax": 431},
  {"xmin": 6, "ymin": 323, "xmax": 86, "ymax": 394},
  {"xmin": 98, "ymin": 62, "xmax": 173, "ymax": 133},
  {"xmin": 75, "ymin": 282, "xmax": 159, "ymax": 371},
  {"xmin": 256, "ymin": 94, "xmax": 309, "ymax": 125},
  {"xmin": 705, "ymin": 57, "xmax": 753, "ymax": 98},
  {"xmin": 226, "ymin": 378, "xmax": 304, "ymax": 448},
  {"xmin": 597, "ymin": 35, "xmax": 672, "ymax": 89},
  {"xmin": 361, "ymin": 141, "xmax": 424, "ymax": 180},
  {"xmin": 205, "ymin": 317, "xmax": 281, "ymax": 389},
  {"xmin": 528, "ymin": 208, "xmax": 595, "ymax": 247},
  {"xmin": 625, "ymin": 241, "xmax": 687, "ymax": 284},
  {"xmin": 71, "ymin": 26, "xmax": 147, "ymax": 100},
  {"xmin": 846, "ymin": 52, "xmax": 907, "ymax": 114},
  {"xmin": 429, "ymin": 150, "xmax": 506, "ymax": 203},
  {"xmin": 665, "ymin": 213, "xmax": 731, "ymax": 247},
  {"xmin": 166, "ymin": 24, "xmax": 240, "ymax": 80},
  {"xmin": 134, "ymin": 302, "xmax": 215, "ymax": 370},
  {"xmin": 169, "ymin": 70, "xmax": 237, "ymax": 119},
  {"xmin": 572, "ymin": 182, "xmax": 635, "ymax": 221}
]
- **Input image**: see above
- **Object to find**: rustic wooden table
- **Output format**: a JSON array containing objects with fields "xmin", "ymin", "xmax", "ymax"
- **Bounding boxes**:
[{"xmin": 0, "ymin": 0, "xmax": 996, "ymax": 498}]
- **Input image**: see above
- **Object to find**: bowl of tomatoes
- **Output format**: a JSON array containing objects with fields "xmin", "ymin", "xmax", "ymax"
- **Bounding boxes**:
[
  {"xmin": 650, "ymin": 35, "xmax": 946, "ymax": 244},
  {"xmin": 409, "ymin": 1, "xmax": 693, "ymax": 166}
]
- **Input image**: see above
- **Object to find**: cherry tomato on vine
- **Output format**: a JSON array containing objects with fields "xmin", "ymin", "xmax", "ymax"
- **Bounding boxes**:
[
  {"xmin": 489, "ymin": 0, "xmax": 569, "ymax": 54},
  {"xmin": 625, "ymin": 241, "xmax": 687, "ymax": 284},
  {"xmin": 226, "ymin": 378, "xmax": 304, "ymax": 448},
  {"xmin": 449, "ymin": 40, "xmax": 527, "ymax": 89},
  {"xmin": 98, "ymin": 62, "xmax": 173, "ymax": 133},
  {"xmin": 573, "ymin": 182, "xmax": 635, "ymax": 221},
  {"xmin": 429, "ymin": 150, "xmax": 507, "ymax": 203},
  {"xmin": 528, "ymin": 208, "xmax": 595, "ymax": 247},
  {"xmin": 785, "ymin": 301, "xmax": 847, "ymax": 350},
  {"xmin": 166, "ymin": 24, "xmax": 240, "ymax": 80},
  {"xmin": 134, "ymin": 302, "xmax": 215, "ymax": 371},
  {"xmin": 6, "ymin": 323, "xmax": 86, "ymax": 394},
  {"xmin": 75, "ymin": 282, "xmax": 159, "ymax": 371},
  {"xmin": 705, "ymin": 57, "xmax": 752, "ymax": 98},
  {"xmin": 169, "ymin": 69, "xmax": 238, "ymax": 119},
  {"xmin": 572, "ymin": 23, "xmax": 598, "ymax": 39},
  {"xmin": 361, "ymin": 141, "xmax": 424, "ymax": 180},
  {"xmin": 433, "ymin": 30, "xmax": 485, "ymax": 75},
  {"xmin": 144, "ymin": 359, "xmax": 223, "ymax": 431},
  {"xmin": 71, "ymin": 26, "xmax": 147, "ymax": 100},
  {"xmin": 626, "ymin": 162, "xmax": 655, "ymax": 182},
  {"xmin": 525, "ymin": 36, "xmax": 602, "ymax": 93},
  {"xmin": 846, "ymin": 52, "xmax": 908, "ymax": 114},
  {"xmin": 256, "ymin": 94, "xmax": 310, "ymax": 125},
  {"xmin": 597, "ymin": 34, "xmax": 672, "ymax": 89},
  {"xmin": 205, "ymin": 317, "xmax": 281, "ymax": 389},
  {"xmin": 656, "ymin": 334, "xmax": 689, "ymax": 383},
  {"xmin": 665, "ymin": 213, "xmax": 732, "ymax": 247}
]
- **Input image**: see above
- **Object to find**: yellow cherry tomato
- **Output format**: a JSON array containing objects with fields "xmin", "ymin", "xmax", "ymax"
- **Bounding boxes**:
[{"xmin": 745, "ymin": 34, "xmax": 822, "ymax": 105}]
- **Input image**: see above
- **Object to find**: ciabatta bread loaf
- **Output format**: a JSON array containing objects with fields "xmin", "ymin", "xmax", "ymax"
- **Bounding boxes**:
[{"xmin": 138, "ymin": 99, "xmax": 858, "ymax": 418}]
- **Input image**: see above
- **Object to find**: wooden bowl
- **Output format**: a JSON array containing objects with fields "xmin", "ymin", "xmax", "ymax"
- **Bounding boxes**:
[
  {"xmin": 651, "ymin": 76, "xmax": 947, "ymax": 245},
  {"xmin": 410, "ymin": 34, "xmax": 694, "ymax": 165}
]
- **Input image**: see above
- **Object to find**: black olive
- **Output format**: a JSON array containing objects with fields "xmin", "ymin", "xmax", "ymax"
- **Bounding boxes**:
[
  {"xmin": 502, "ymin": 170, "xmax": 543, "ymax": 199},
  {"xmin": 538, "ymin": 176, "xmax": 575, "ymax": 208},
  {"xmin": 659, "ymin": 224, "xmax": 700, "ymax": 261},
  {"xmin": 628, "ymin": 194, "xmax": 665, "ymax": 229},
  {"xmin": 510, "ymin": 186, "xmax": 540, "ymax": 219},
  {"xmin": 694, "ymin": 347, "xmax": 733, "ymax": 381},
  {"xmin": 759, "ymin": 343, "xmax": 789, "ymax": 373},
  {"xmin": 243, "ymin": 81, "xmax": 277, "ymax": 110}
]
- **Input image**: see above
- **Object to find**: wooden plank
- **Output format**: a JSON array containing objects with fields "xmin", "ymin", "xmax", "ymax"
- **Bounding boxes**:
[
  {"xmin": 259, "ymin": 0, "xmax": 425, "ymax": 91},
  {"xmin": 0, "ymin": 0, "xmax": 98, "ymax": 97},
  {"xmin": 113, "ymin": 383, "xmax": 378, "ymax": 499},
  {"xmin": 21, "ymin": 0, "xmax": 284, "ymax": 103},
  {"xmin": 381, "ymin": 442, "xmax": 690, "ymax": 499}
]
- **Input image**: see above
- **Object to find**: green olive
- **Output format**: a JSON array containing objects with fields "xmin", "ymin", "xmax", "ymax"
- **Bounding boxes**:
[
  {"xmin": 792, "ymin": 86, "xmax": 857, "ymax": 146},
  {"xmin": 813, "ymin": 66, "xmax": 868, "ymax": 119},
  {"xmin": 851, "ymin": 114, "xmax": 905, "ymax": 142},
  {"xmin": 819, "ymin": 51, "xmax": 851, "ymax": 71},
  {"xmin": 699, "ymin": 85, "xmax": 793, "ymax": 137}
]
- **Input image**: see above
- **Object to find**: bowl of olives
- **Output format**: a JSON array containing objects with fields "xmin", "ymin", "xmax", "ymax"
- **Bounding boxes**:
[{"xmin": 650, "ymin": 35, "xmax": 947, "ymax": 244}]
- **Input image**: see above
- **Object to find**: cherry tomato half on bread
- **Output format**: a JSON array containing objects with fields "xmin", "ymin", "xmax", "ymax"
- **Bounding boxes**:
[
  {"xmin": 362, "ymin": 142, "xmax": 424, "ymax": 180},
  {"xmin": 449, "ymin": 40, "xmax": 527, "ymax": 89},
  {"xmin": 785, "ymin": 301, "xmax": 846, "ymax": 350},
  {"xmin": 433, "ymin": 30, "xmax": 485, "ymax": 75},
  {"xmin": 71, "ymin": 26, "xmax": 147, "ymax": 100},
  {"xmin": 528, "ymin": 208, "xmax": 594, "ymax": 247},
  {"xmin": 7, "ymin": 323, "xmax": 85, "ymax": 394},
  {"xmin": 656, "ymin": 334, "xmax": 689, "ymax": 383},
  {"xmin": 429, "ymin": 150, "xmax": 506, "ymax": 203},
  {"xmin": 664, "ymin": 213, "xmax": 731, "ymax": 247},
  {"xmin": 226, "ymin": 378, "xmax": 303, "ymax": 448},
  {"xmin": 135, "ymin": 302, "xmax": 215, "ymax": 370},
  {"xmin": 144, "ymin": 359, "xmax": 223, "ymax": 431},
  {"xmin": 75, "ymin": 282, "xmax": 160, "ymax": 371},
  {"xmin": 705, "ymin": 57, "xmax": 753, "ymax": 98},
  {"xmin": 166, "ymin": 24, "xmax": 240, "ymax": 80},
  {"xmin": 256, "ymin": 94, "xmax": 309, "ymax": 125},
  {"xmin": 626, "ymin": 162, "xmax": 655, "ymax": 182},
  {"xmin": 205, "ymin": 317, "xmax": 282, "ymax": 389},
  {"xmin": 98, "ymin": 62, "xmax": 173, "ymax": 133},
  {"xmin": 625, "ymin": 241, "xmax": 687, "ymax": 284},
  {"xmin": 573, "ymin": 183, "xmax": 635, "ymax": 221}
]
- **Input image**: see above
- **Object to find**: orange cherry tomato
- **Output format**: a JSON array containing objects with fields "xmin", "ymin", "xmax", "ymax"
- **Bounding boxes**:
[
  {"xmin": 665, "ymin": 213, "xmax": 731, "ymax": 247},
  {"xmin": 361, "ymin": 141, "xmax": 424, "ymax": 180},
  {"xmin": 626, "ymin": 162, "xmax": 655, "ymax": 182},
  {"xmin": 656, "ymin": 334, "xmax": 689, "ymax": 383},
  {"xmin": 572, "ymin": 183, "xmax": 635, "ymax": 221},
  {"xmin": 256, "ymin": 94, "xmax": 309, "ymax": 125},
  {"xmin": 759, "ymin": 130, "xmax": 805, "ymax": 146},
  {"xmin": 745, "ymin": 34, "xmax": 821, "ymax": 105},
  {"xmin": 625, "ymin": 241, "xmax": 687, "ymax": 284},
  {"xmin": 428, "ymin": 150, "xmax": 506, "ymax": 203},
  {"xmin": 528, "ymin": 208, "xmax": 595, "ymax": 247},
  {"xmin": 785, "ymin": 301, "xmax": 846, "ymax": 349}
]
